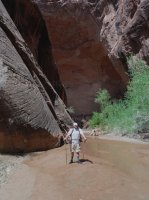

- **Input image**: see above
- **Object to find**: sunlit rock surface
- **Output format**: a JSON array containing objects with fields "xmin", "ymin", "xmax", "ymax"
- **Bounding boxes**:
[{"xmin": 33, "ymin": 0, "xmax": 149, "ymax": 116}]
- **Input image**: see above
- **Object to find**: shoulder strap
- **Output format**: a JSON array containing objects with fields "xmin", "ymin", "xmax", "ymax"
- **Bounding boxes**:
[
  {"xmin": 70, "ymin": 128, "xmax": 74, "ymax": 141},
  {"xmin": 71, "ymin": 128, "xmax": 74, "ymax": 135},
  {"xmin": 79, "ymin": 128, "xmax": 81, "ymax": 137},
  {"xmin": 78, "ymin": 128, "xmax": 80, "ymax": 135}
]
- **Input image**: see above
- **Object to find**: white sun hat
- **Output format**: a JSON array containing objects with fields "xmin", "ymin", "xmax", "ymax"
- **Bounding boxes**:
[{"xmin": 73, "ymin": 122, "xmax": 78, "ymax": 126}]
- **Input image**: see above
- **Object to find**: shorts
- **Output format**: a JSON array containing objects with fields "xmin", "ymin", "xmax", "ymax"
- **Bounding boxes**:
[{"xmin": 71, "ymin": 142, "xmax": 80, "ymax": 153}]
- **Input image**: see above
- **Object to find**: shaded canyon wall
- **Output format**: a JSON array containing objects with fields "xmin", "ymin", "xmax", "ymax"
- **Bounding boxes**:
[
  {"xmin": 0, "ymin": 0, "xmax": 72, "ymax": 153},
  {"xmin": 43, "ymin": 8, "xmax": 126, "ymax": 116},
  {"xmin": 34, "ymin": 0, "xmax": 149, "ymax": 116}
]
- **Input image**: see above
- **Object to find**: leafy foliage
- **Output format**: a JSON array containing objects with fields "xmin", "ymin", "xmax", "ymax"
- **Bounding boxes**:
[{"xmin": 89, "ymin": 56, "xmax": 149, "ymax": 135}]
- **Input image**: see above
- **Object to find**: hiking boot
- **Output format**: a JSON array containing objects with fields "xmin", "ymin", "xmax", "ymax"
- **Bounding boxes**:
[
  {"xmin": 77, "ymin": 160, "xmax": 82, "ymax": 164},
  {"xmin": 69, "ymin": 160, "xmax": 73, "ymax": 164}
]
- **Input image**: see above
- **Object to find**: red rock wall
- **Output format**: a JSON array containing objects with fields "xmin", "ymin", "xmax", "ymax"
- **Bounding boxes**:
[
  {"xmin": 0, "ymin": 0, "xmax": 73, "ymax": 153},
  {"xmin": 34, "ymin": 0, "xmax": 127, "ymax": 116},
  {"xmin": 45, "ymin": 12, "xmax": 126, "ymax": 115},
  {"xmin": 2, "ymin": 0, "xmax": 67, "ymax": 103},
  {"xmin": 33, "ymin": 0, "xmax": 149, "ymax": 116}
]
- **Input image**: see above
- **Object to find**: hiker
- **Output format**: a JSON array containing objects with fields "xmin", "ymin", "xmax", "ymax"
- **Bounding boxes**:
[{"xmin": 64, "ymin": 122, "xmax": 87, "ymax": 164}]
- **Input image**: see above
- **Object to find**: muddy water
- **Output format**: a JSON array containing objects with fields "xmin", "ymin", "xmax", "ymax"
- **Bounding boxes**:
[
  {"xmin": 84, "ymin": 138, "xmax": 149, "ymax": 182},
  {"xmin": 0, "ymin": 137, "xmax": 149, "ymax": 200}
]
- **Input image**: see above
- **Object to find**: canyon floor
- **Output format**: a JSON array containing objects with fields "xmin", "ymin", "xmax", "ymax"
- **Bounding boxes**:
[{"xmin": 0, "ymin": 136, "xmax": 149, "ymax": 200}]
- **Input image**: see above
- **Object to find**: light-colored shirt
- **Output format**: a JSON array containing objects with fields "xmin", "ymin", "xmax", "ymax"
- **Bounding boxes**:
[{"xmin": 67, "ymin": 128, "xmax": 86, "ymax": 143}]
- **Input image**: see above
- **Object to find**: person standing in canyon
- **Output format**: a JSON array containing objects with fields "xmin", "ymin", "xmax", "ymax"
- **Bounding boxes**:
[{"xmin": 64, "ymin": 122, "xmax": 87, "ymax": 164}]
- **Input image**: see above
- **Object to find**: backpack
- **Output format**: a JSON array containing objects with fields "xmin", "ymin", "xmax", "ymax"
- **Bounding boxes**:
[{"xmin": 68, "ymin": 128, "xmax": 82, "ymax": 144}]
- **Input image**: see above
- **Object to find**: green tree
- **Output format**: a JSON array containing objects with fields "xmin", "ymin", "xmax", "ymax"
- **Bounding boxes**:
[{"xmin": 90, "ymin": 56, "xmax": 149, "ymax": 135}]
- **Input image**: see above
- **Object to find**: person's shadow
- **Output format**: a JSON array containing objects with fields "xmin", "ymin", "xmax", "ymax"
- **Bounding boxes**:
[{"xmin": 79, "ymin": 159, "xmax": 93, "ymax": 164}]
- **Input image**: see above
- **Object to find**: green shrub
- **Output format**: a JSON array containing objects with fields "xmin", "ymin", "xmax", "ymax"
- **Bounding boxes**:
[
  {"xmin": 90, "ymin": 56, "xmax": 149, "ymax": 135},
  {"xmin": 89, "ymin": 90, "xmax": 111, "ymax": 129},
  {"xmin": 89, "ymin": 112, "xmax": 102, "ymax": 128},
  {"xmin": 94, "ymin": 89, "xmax": 111, "ymax": 109}
]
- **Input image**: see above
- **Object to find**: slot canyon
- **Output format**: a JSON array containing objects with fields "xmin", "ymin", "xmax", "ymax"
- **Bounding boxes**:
[
  {"xmin": 0, "ymin": 0, "xmax": 149, "ymax": 152},
  {"xmin": 1, "ymin": 2, "xmax": 149, "ymax": 200},
  {"xmin": 2, "ymin": 0, "xmax": 127, "ymax": 117}
]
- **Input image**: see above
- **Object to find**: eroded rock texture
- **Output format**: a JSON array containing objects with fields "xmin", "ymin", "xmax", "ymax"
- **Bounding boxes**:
[
  {"xmin": 43, "ymin": 7, "xmax": 125, "ymax": 116},
  {"xmin": 34, "ymin": 0, "xmax": 149, "ymax": 116},
  {"xmin": 2, "ymin": 0, "xmax": 67, "ymax": 102},
  {"xmin": 0, "ymin": 0, "xmax": 72, "ymax": 153}
]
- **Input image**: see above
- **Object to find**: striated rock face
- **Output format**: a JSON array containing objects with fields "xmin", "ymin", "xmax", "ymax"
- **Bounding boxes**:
[
  {"xmin": 34, "ymin": 0, "xmax": 149, "ymax": 116},
  {"xmin": 0, "ymin": 0, "xmax": 148, "ymax": 151},
  {"xmin": 2, "ymin": 0, "xmax": 67, "ymax": 102},
  {"xmin": 0, "ymin": 0, "xmax": 72, "ymax": 153}
]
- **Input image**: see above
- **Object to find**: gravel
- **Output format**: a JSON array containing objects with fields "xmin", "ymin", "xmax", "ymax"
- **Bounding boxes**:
[{"xmin": 0, "ymin": 154, "xmax": 25, "ymax": 187}]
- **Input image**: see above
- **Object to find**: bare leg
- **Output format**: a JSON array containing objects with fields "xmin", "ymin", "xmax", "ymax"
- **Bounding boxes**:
[
  {"xmin": 76, "ymin": 152, "xmax": 80, "ymax": 162},
  {"xmin": 71, "ymin": 152, "xmax": 74, "ymax": 162}
]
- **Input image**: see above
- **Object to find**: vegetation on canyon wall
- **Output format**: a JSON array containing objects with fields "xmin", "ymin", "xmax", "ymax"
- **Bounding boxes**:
[{"xmin": 90, "ymin": 56, "xmax": 149, "ymax": 135}]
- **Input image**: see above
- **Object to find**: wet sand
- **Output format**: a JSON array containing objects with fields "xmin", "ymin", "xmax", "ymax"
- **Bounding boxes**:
[{"xmin": 0, "ymin": 137, "xmax": 149, "ymax": 200}]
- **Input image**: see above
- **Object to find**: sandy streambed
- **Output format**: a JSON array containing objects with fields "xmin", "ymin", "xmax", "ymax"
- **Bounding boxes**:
[{"xmin": 0, "ymin": 137, "xmax": 149, "ymax": 200}]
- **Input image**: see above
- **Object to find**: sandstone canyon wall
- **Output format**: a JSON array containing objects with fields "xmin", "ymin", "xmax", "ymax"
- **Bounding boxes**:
[
  {"xmin": 34, "ymin": 0, "xmax": 149, "ymax": 117},
  {"xmin": 0, "ymin": 0, "xmax": 72, "ymax": 153},
  {"xmin": 0, "ymin": 0, "xmax": 148, "ymax": 152}
]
